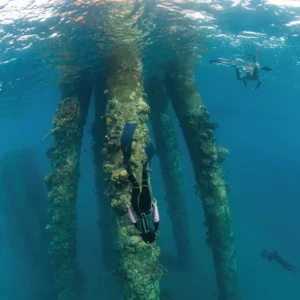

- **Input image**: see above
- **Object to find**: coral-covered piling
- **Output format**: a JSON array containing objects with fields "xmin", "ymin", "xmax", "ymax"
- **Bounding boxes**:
[
  {"xmin": 145, "ymin": 76, "xmax": 192, "ymax": 269},
  {"xmin": 102, "ymin": 50, "xmax": 164, "ymax": 299},
  {"xmin": 44, "ymin": 77, "xmax": 93, "ymax": 300},
  {"xmin": 164, "ymin": 62, "xmax": 238, "ymax": 300}
]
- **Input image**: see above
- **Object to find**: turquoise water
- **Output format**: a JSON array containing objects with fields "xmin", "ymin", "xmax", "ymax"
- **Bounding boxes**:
[{"xmin": 0, "ymin": 1, "xmax": 300, "ymax": 299}]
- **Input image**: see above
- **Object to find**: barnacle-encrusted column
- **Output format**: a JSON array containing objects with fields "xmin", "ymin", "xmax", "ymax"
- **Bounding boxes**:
[
  {"xmin": 145, "ymin": 76, "xmax": 192, "ymax": 269},
  {"xmin": 44, "ymin": 75, "xmax": 93, "ymax": 300},
  {"xmin": 92, "ymin": 81, "xmax": 117, "ymax": 270},
  {"xmin": 164, "ymin": 62, "xmax": 238, "ymax": 300},
  {"xmin": 102, "ymin": 48, "xmax": 164, "ymax": 299}
]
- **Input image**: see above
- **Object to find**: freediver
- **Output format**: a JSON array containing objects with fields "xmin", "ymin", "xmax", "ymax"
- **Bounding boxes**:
[
  {"xmin": 209, "ymin": 56, "xmax": 272, "ymax": 90},
  {"xmin": 120, "ymin": 123, "xmax": 160, "ymax": 244},
  {"xmin": 261, "ymin": 250, "xmax": 299, "ymax": 274}
]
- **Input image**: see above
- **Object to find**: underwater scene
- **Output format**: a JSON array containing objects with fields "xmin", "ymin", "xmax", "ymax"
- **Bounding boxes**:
[{"xmin": 0, "ymin": 0, "xmax": 299, "ymax": 299}]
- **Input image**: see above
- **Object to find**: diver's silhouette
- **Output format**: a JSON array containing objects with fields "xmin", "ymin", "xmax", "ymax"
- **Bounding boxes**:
[
  {"xmin": 261, "ymin": 250, "xmax": 299, "ymax": 274},
  {"xmin": 210, "ymin": 55, "xmax": 272, "ymax": 90}
]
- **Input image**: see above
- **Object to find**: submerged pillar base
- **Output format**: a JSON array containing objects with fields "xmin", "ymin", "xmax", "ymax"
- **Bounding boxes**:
[
  {"xmin": 145, "ymin": 76, "xmax": 193, "ymax": 270},
  {"xmin": 103, "ymin": 53, "xmax": 164, "ymax": 300},
  {"xmin": 164, "ymin": 62, "xmax": 238, "ymax": 299},
  {"xmin": 45, "ymin": 77, "xmax": 93, "ymax": 300}
]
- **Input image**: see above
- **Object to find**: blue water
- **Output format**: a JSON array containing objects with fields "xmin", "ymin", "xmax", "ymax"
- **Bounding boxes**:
[{"xmin": 1, "ymin": 0, "xmax": 300, "ymax": 299}]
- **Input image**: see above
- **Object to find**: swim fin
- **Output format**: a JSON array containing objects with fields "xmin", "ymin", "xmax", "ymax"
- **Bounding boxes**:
[
  {"xmin": 261, "ymin": 66, "xmax": 272, "ymax": 72},
  {"xmin": 145, "ymin": 142, "xmax": 156, "ymax": 163},
  {"xmin": 121, "ymin": 122, "xmax": 137, "ymax": 169}
]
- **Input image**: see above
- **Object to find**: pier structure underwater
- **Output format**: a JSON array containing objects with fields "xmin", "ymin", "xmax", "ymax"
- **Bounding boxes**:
[
  {"xmin": 145, "ymin": 75, "xmax": 193, "ymax": 270},
  {"xmin": 102, "ymin": 49, "xmax": 163, "ymax": 299},
  {"xmin": 42, "ymin": 3, "xmax": 239, "ymax": 300},
  {"xmin": 44, "ymin": 72, "xmax": 93, "ymax": 300},
  {"xmin": 43, "ymin": 2, "xmax": 167, "ymax": 299},
  {"xmin": 164, "ymin": 59, "xmax": 238, "ymax": 300},
  {"xmin": 100, "ymin": 4, "xmax": 165, "ymax": 298}
]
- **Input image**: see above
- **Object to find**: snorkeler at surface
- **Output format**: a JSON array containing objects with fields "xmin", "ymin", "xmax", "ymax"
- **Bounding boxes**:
[
  {"xmin": 120, "ymin": 123, "xmax": 159, "ymax": 245},
  {"xmin": 209, "ymin": 55, "xmax": 272, "ymax": 90},
  {"xmin": 261, "ymin": 250, "xmax": 299, "ymax": 274}
]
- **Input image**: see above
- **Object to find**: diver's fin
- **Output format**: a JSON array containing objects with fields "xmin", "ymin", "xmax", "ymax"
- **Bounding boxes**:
[
  {"xmin": 261, "ymin": 66, "xmax": 272, "ymax": 72},
  {"xmin": 145, "ymin": 142, "xmax": 156, "ymax": 163},
  {"xmin": 121, "ymin": 123, "xmax": 137, "ymax": 169}
]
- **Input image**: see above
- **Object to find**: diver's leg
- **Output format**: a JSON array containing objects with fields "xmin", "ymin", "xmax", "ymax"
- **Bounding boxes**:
[
  {"xmin": 128, "ymin": 171, "xmax": 140, "ymax": 212},
  {"xmin": 276, "ymin": 257, "xmax": 298, "ymax": 273},
  {"xmin": 235, "ymin": 66, "xmax": 241, "ymax": 80},
  {"xmin": 276, "ymin": 260, "xmax": 289, "ymax": 271},
  {"xmin": 255, "ymin": 78, "xmax": 262, "ymax": 90},
  {"xmin": 138, "ymin": 162, "xmax": 152, "ymax": 213},
  {"xmin": 292, "ymin": 265, "xmax": 299, "ymax": 271},
  {"xmin": 287, "ymin": 266, "xmax": 298, "ymax": 274},
  {"xmin": 287, "ymin": 264, "xmax": 299, "ymax": 272}
]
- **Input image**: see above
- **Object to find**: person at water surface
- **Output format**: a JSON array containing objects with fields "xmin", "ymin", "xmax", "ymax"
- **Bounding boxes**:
[{"xmin": 210, "ymin": 55, "xmax": 272, "ymax": 90}]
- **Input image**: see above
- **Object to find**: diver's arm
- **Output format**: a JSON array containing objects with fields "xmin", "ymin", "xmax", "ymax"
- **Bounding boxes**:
[
  {"xmin": 153, "ymin": 202, "xmax": 160, "ymax": 223},
  {"xmin": 128, "ymin": 208, "xmax": 139, "ymax": 230},
  {"xmin": 128, "ymin": 207, "xmax": 137, "ymax": 224},
  {"xmin": 210, "ymin": 59, "xmax": 236, "ymax": 67},
  {"xmin": 153, "ymin": 201, "xmax": 160, "ymax": 232}
]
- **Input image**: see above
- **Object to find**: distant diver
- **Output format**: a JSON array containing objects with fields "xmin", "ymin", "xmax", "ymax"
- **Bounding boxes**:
[
  {"xmin": 121, "ymin": 123, "xmax": 159, "ymax": 245},
  {"xmin": 261, "ymin": 250, "xmax": 299, "ymax": 274},
  {"xmin": 209, "ymin": 55, "xmax": 272, "ymax": 90}
]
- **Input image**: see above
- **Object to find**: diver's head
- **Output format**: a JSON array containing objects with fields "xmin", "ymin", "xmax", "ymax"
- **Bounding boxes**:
[{"xmin": 141, "ymin": 231, "xmax": 156, "ymax": 244}]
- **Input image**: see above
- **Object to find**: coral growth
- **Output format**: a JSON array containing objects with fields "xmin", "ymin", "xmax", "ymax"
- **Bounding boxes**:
[
  {"xmin": 102, "ymin": 51, "xmax": 162, "ymax": 299},
  {"xmin": 45, "ymin": 81, "xmax": 92, "ymax": 300}
]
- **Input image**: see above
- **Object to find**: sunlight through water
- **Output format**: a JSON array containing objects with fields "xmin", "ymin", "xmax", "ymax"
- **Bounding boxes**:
[{"xmin": 0, "ymin": 0, "xmax": 299, "ymax": 117}]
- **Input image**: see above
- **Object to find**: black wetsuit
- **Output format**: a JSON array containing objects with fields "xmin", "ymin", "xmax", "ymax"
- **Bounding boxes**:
[
  {"xmin": 261, "ymin": 250, "xmax": 299, "ymax": 273},
  {"xmin": 128, "ymin": 163, "xmax": 159, "ymax": 233}
]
